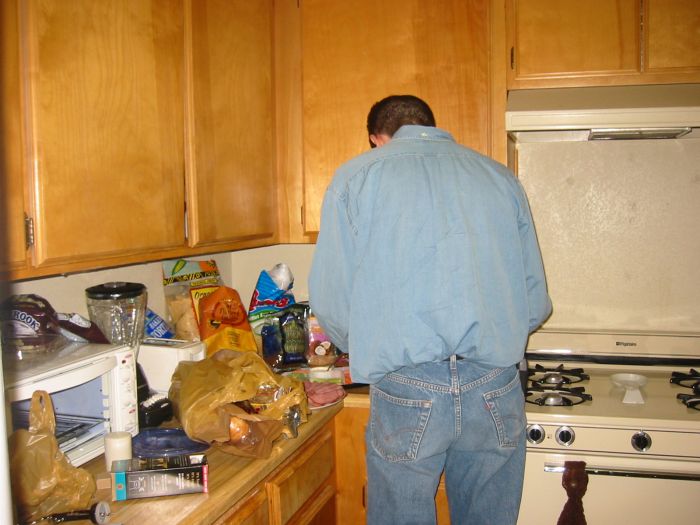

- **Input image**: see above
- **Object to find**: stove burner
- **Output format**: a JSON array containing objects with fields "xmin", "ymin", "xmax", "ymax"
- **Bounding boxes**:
[
  {"xmin": 528, "ymin": 364, "xmax": 589, "ymax": 388},
  {"xmin": 525, "ymin": 385, "xmax": 592, "ymax": 406},
  {"xmin": 677, "ymin": 393, "xmax": 700, "ymax": 411},
  {"xmin": 670, "ymin": 369, "xmax": 700, "ymax": 392}
]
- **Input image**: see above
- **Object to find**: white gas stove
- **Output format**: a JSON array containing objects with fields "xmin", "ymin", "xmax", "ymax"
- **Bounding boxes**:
[{"xmin": 518, "ymin": 331, "xmax": 700, "ymax": 524}]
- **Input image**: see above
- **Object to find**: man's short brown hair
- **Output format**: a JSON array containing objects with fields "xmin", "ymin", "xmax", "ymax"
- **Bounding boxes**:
[{"xmin": 366, "ymin": 95, "xmax": 436, "ymax": 146}]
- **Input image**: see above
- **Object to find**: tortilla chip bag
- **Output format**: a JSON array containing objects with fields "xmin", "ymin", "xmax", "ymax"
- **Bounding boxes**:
[{"xmin": 198, "ymin": 286, "xmax": 258, "ymax": 357}]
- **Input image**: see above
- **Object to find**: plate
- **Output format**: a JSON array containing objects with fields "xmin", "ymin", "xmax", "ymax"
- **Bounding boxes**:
[
  {"xmin": 309, "ymin": 397, "xmax": 345, "ymax": 411},
  {"xmin": 132, "ymin": 428, "xmax": 210, "ymax": 458}
]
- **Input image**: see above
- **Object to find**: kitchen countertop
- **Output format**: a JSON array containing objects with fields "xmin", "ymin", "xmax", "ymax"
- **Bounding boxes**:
[
  {"xmin": 343, "ymin": 385, "xmax": 370, "ymax": 409},
  {"xmin": 82, "ymin": 403, "xmax": 342, "ymax": 525}
]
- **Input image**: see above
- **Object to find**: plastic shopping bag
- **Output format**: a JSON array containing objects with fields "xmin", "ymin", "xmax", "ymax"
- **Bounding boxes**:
[
  {"xmin": 169, "ymin": 349, "xmax": 308, "ymax": 458},
  {"xmin": 8, "ymin": 390, "xmax": 95, "ymax": 522}
]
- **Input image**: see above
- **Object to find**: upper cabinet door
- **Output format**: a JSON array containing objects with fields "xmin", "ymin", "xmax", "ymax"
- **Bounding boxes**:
[
  {"xmin": 645, "ymin": 0, "xmax": 700, "ymax": 74},
  {"xmin": 20, "ymin": 0, "xmax": 186, "ymax": 273},
  {"xmin": 1, "ymin": 0, "xmax": 29, "ymax": 276},
  {"xmin": 300, "ymin": 0, "xmax": 491, "ymax": 234},
  {"xmin": 507, "ymin": 0, "xmax": 640, "ymax": 87},
  {"xmin": 186, "ymin": 0, "xmax": 276, "ymax": 249},
  {"xmin": 507, "ymin": 0, "xmax": 700, "ymax": 88}
]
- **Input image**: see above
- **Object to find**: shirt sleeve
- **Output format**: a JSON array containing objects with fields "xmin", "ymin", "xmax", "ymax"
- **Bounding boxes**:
[
  {"xmin": 515, "ymin": 181, "xmax": 553, "ymax": 333},
  {"xmin": 308, "ymin": 183, "xmax": 356, "ymax": 352}
]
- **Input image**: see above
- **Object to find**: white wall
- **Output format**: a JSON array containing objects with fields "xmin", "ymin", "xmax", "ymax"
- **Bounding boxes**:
[{"xmin": 7, "ymin": 244, "xmax": 316, "ymax": 320}]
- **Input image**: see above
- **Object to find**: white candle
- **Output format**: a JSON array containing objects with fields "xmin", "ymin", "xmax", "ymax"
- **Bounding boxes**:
[{"xmin": 104, "ymin": 431, "xmax": 132, "ymax": 471}]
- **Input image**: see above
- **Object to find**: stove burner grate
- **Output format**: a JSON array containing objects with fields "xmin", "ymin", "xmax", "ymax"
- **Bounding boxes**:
[
  {"xmin": 670, "ymin": 368, "xmax": 700, "ymax": 393},
  {"xmin": 525, "ymin": 385, "xmax": 592, "ymax": 406},
  {"xmin": 677, "ymin": 393, "xmax": 700, "ymax": 411},
  {"xmin": 528, "ymin": 364, "xmax": 589, "ymax": 388}
]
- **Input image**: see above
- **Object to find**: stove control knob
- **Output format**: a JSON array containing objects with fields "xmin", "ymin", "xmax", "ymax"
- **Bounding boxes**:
[
  {"xmin": 526, "ymin": 424, "xmax": 545, "ymax": 444},
  {"xmin": 631, "ymin": 431, "xmax": 652, "ymax": 452},
  {"xmin": 555, "ymin": 426, "xmax": 575, "ymax": 446}
]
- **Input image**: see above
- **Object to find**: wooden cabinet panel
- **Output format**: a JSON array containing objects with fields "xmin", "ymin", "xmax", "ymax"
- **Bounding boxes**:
[
  {"xmin": 334, "ymin": 407, "xmax": 368, "ymax": 525},
  {"xmin": 300, "ymin": 0, "xmax": 491, "ymax": 233},
  {"xmin": 507, "ymin": 0, "xmax": 700, "ymax": 88},
  {"xmin": 215, "ymin": 486, "xmax": 269, "ymax": 525},
  {"xmin": 1, "ymin": 0, "xmax": 28, "ymax": 275},
  {"xmin": 20, "ymin": 0, "xmax": 186, "ymax": 272},
  {"xmin": 267, "ymin": 426, "xmax": 335, "ymax": 525},
  {"xmin": 508, "ymin": 0, "xmax": 640, "ymax": 84},
  {"xmin": 334, "ymin": 404, "xmax": 452, "ymax": 525},
  {"xmin": 645, "ymin": 0, "xmax": 700, "ymax": 73},
  {"xmin": 186, "ymin": 0, "xmax": 276, "ymax": 248}
]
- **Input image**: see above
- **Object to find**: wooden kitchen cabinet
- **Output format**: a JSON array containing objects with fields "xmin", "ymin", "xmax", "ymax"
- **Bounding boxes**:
[
  {"xmin": 334, "ymin": 404, "xmax": 451, "ymax": 525},
  {"xmin": 507, "ymin": 0, "xmax": 700, "ymax": 89},
  {"xmin": 213, "ymin": 421, "xmax": 336, "ymax": 525},
  {"xmin": 185, "ymin": 0, "xmax": 277, "ymax": 251},
  {"xmin": 216, "ymin": 486, "xmax": 270, "ymax": 525},
  {"xmin": 0, "ymin": 0, "xmax": 29, "ymax": 275},
  {"xmin": 15, "ymin": 0, "xmax": 186, "ymax": 277},
  {"xmin": 299, "ymin": 0, "xmax": 493, "ymax": 234},
  {"xmin": 3, "ymin": 0, "xmax": 277, "ymax": 281}
]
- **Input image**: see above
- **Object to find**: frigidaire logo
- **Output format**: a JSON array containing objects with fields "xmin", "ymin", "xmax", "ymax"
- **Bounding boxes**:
[{"xmin": 616, "ymin": 341, "xmax": 637, "ymax": 347}]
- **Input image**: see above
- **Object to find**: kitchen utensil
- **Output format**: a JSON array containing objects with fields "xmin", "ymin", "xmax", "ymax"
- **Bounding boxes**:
[
  {"xmin": 85, "ymin": 282, "xmax": 147, "ymax": 347},
  {"xmin": 26, "ymin": 501, "xmax": 111, "ymax": 524}
]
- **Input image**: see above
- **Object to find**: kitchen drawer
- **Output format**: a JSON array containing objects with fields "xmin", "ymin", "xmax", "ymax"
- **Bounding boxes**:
[
  {"xmin": 215, "ymin": 486, "xmax": 269, "ymax": 525},
  {"xmin": 266, "ymin": 425, "xmax": 335, "ymax": 525}
]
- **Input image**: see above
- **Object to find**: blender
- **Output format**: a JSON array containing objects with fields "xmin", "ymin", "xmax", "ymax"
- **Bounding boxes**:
[
  {"xmin": 85, "ymin": 282, "xmax": 147, "ymax": 348},
  {"xmin": 85, "ymin": 282, "xmax": 172, "ymax": 427}
]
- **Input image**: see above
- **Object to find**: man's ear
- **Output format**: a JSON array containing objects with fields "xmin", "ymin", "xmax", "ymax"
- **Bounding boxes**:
[{"xmin": 370, "ymin": 133, "xmax": 391, "ymax": 147}]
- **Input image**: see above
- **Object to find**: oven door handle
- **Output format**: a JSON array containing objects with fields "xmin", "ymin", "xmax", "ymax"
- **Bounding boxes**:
[{"xmin": 544, "ymin": 463, "xmax": 700, "ymax": 482}]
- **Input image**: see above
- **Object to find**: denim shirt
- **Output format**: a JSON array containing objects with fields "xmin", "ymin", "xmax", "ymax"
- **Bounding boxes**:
[{"xmin": 309, "ymin": 125, "xmax": 551, "ymax": 384}]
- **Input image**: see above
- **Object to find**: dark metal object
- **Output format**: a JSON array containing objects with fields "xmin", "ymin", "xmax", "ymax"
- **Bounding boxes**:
[{"xmin": 27, "ymin": 501, "xmax": 110, "ymax": 525}]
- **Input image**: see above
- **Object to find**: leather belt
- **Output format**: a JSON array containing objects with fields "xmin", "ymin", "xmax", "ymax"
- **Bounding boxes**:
[{"xmin": 444, "ymin": 355, "xmax": 465, "ymax": 361}]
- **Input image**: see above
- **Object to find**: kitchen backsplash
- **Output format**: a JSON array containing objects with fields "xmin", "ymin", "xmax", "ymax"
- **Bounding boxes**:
[{"xmin": 6, "ymin": 245, "xmax": 315, "ymax": 320}]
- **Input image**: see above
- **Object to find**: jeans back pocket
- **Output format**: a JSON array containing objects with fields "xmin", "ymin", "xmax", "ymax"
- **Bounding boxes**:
[
  {"xmin": 369, "ymin": 387, "xmax": 432, "ymax": 462},
  {"xmin": 482, "ymin": 372, "xmax": 526, "ymax": 448}
]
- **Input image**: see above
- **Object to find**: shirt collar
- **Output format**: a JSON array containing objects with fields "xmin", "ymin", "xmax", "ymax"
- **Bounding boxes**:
[{"xmin": 392, "ymin": 125, "xmax": 455, "ymax": 142}]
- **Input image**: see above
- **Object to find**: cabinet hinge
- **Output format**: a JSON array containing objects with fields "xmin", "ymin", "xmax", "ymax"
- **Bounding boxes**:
[
  {"xmin": 24, "ymin": 214, "xmax": 34, "ymax": 249},
  {"xmin": 184, "ymin": 201, "xmax": 189, "ymax": 241},
  {"xmin": 510, "ymin": 47, "xmax": 515, "ymax": 70}
]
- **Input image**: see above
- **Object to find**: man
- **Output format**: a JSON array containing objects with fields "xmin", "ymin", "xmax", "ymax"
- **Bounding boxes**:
[{"xmin": 309, "ymin": 95, "xmax": 551, "ymax": 525}]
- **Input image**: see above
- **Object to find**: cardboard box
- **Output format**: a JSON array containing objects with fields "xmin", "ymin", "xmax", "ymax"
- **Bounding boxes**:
[{"xmin": 111, "ymin": 453, "xmax": 208, "ymax": 501}]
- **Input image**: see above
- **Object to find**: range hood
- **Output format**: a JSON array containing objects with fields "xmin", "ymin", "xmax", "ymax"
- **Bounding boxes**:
[{"xmin": 506, "ymin": 83, "xmax": 700, "ymax": 139}]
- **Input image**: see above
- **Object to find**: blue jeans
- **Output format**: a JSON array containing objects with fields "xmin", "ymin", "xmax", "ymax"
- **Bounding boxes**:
[{"xmin": 365, "ymin": 356, "xmax": 526, "ymax": 525}]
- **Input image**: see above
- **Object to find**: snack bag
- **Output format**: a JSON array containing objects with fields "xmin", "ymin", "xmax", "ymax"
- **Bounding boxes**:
[
  {"xmin": 248, "ymin": 263, "xmax": 296, "ymax": 351},
  {"xmin": 0, "ymin": 295, "xmax": 68, "ymax": 358},
  {"xmin": 198, "ymin": 286, "xmax": 258, "ymax": 357},
  {"xmin": 305, "ymin": 310, "xmax": 338, "ymax": 367},
  {"xmin": 261, "ymin": 304, "xmax": 309, "ymax": 371},
  {"xmin": 162, "ymin": 259, "xmax": 223, "ymax": 340}
]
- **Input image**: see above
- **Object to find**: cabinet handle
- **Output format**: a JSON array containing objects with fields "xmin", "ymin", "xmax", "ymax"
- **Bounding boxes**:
[
  {"xmin": 510, "ymin": 47, "xmax": 515, "ymax": 70},
  {"xmin": 544, "ymin": 463, "xmax": 700, "ymax": 482}
]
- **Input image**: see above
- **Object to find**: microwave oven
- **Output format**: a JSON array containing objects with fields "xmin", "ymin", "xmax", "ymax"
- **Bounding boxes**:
[{"xmin": 3, "ymin": 342, "xmax": 139, "ymax": 467}]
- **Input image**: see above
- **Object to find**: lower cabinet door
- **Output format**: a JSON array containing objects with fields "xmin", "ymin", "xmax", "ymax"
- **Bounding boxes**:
[{"xmin": 266, "ymin": 424, "xmax": 336, "ymax": 525}]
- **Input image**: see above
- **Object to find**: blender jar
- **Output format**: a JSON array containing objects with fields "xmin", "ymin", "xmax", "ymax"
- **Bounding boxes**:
[{"xmin": 85, "ymin": 282, "xmax": 147, "ymax": 347}]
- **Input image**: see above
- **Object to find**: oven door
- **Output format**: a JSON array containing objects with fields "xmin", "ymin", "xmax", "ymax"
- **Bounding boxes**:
[{"xmin": 519, "ymin": 450, "xmax": 700, "ymax": 524}]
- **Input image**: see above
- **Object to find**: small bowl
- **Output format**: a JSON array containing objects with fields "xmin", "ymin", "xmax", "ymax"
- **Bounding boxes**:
[{"xmin": 611, "ymin": 373, "xmax": 647, "ymax": 389}]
